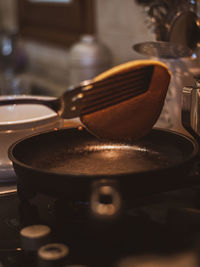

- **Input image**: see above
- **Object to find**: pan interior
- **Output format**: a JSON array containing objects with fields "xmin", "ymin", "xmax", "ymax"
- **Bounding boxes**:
[{"xmin": 11, "ymin": 128, "xmax": 197, "ymax": 176}]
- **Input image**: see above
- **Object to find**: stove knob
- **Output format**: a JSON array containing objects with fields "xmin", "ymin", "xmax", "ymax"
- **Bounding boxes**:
[
  {"xmin": 20, "ymin": 225, "xmax": 51, "ymax": 251},
  {"xmin": 38, "ymin": 243, "xmax": 69, "ymax": 267}
]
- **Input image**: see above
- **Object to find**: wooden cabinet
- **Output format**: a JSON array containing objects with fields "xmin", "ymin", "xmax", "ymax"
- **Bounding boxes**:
[{"xmin": 17, "ymin": 0, "xmax": 95, "ymax": 47}]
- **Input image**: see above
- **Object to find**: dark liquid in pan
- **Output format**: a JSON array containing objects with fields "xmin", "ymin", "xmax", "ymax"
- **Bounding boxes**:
[
  {"xmin": 14, "ymin": 128, "xmax": 195, "ymax": 177},
  {"xmin": 31, "ymin": 143, "xmax": 183, "ymax": 175}
]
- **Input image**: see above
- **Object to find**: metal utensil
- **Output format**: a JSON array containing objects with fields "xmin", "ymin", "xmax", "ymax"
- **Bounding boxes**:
[
  {"xmin": 0, "ymin": 64, "xmax": 154, "ymax": 119},
  {"xmin": 137, "ymin": 0, "xmax": 200, "ymax": 50}
]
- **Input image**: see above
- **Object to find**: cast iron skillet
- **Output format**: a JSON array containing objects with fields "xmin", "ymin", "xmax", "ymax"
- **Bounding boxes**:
[{"xmin": 8, "ymin": 127, "xmax": 199, "ymax": 217}]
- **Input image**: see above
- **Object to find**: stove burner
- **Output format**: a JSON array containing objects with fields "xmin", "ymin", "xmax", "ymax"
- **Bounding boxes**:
[{"xmin": 1, "ymin": 185, "xmax": 200, "ymax": 266}]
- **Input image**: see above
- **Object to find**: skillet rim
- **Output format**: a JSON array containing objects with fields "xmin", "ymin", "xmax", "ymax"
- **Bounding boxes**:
[{"xmin": 8, "ymin": 127, "xmax": 199, "ymax": 178}]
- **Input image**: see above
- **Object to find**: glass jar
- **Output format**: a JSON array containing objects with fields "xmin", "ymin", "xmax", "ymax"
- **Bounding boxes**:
[{"xmin": 133, "ymin": 41, "xmax": 200, "ymax": 134}]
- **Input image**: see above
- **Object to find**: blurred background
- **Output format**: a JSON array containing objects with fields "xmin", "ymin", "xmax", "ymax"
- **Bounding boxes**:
[
  {"xmin": 0, "ymin": 0, "xmax": 160, "ymax": 97},
  {"xmin": 1, "ymin": 0, "xmax": 200, "ymax": 131}
]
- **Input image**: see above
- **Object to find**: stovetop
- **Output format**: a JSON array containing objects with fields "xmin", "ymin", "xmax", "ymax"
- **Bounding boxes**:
[{"xmin": 1, "ymin": 182, "xmax": 200, "ymax": 267}]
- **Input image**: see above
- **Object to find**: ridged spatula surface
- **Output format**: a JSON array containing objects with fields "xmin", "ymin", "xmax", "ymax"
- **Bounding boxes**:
[{"xmin": 81, "ymin": 59, "xmax": 171, "ymax": 140}]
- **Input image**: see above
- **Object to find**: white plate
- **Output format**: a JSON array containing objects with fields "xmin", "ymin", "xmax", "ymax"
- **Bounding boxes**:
[{"xmin": 0, "ymin": 95, "xmax": 63, "ymax": 182}]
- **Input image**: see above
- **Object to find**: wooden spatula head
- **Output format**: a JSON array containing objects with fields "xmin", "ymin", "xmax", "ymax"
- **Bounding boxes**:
[{"xmin": 81, "ymin": 60, "xmax": 171, "ymax": 141}]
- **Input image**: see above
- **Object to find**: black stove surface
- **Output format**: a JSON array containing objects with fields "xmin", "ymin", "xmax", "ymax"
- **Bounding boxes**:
[{"xmin": 1, "ymin": 183, "xmax": 200, "ymax": 267}]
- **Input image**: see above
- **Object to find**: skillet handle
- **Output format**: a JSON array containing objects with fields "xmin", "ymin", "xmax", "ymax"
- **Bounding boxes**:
[{"xmin": 90, "ymin": 179, "xmax": 122, "ymax": 220}]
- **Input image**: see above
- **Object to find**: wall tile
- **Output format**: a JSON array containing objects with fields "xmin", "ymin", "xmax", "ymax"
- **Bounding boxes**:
[{"xmin": 96, "ymin": 0, "xmax": 155, "ymax": 64}]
